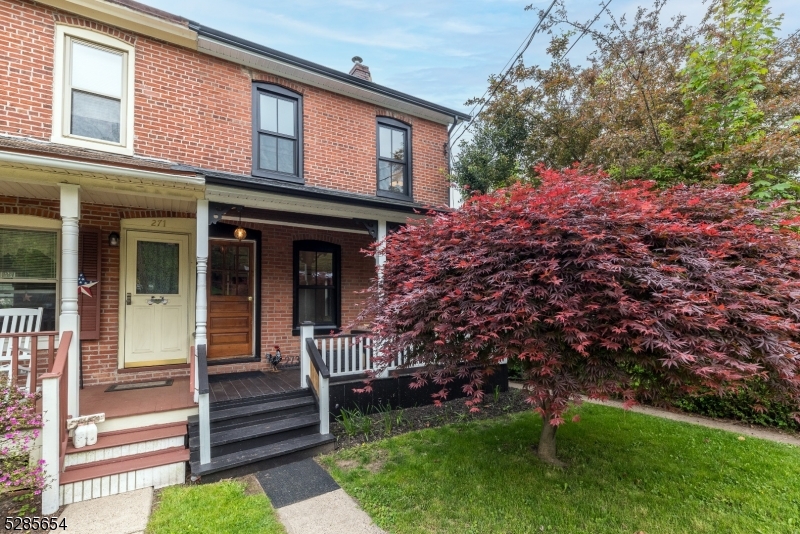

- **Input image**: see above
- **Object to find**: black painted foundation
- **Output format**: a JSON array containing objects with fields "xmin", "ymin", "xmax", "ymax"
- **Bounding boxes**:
[{"xmin": 327, "ymin": 364, "xmax": 508, "ymax": 418}]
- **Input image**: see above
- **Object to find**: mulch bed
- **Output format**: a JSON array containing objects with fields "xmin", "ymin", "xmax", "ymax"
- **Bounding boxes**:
[{"xmin": 329, "ymin": 388, "xmax": 532, "ymax": 450}]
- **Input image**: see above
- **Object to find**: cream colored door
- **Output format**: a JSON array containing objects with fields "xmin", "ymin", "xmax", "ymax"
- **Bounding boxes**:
[{"xmin": 123, "ymin": 231, "xmax": 189, "ymax": 367}]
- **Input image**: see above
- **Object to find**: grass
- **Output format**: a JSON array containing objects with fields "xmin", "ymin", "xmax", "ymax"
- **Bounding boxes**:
[
  {"xmin": 146, "ymin": 479, "xmax": 285, "ymax": 534},
  {"xmin": 322, "ymin": 403, "xmax": 800, "ymax": 534}
]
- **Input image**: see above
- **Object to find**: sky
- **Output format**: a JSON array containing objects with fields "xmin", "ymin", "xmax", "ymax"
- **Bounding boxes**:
[{"xmin": 138, "ymin": 0, "xmax": 799, "ymax": 139}]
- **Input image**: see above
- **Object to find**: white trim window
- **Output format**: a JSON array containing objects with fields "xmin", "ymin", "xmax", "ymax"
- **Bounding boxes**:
[
  {"xmin": 0, "ymin": 226, "xmax": 60, "ymax": 332},
  {"xmin": 52, "ymin": 26, "xmax": 135, "ymax": 155}
]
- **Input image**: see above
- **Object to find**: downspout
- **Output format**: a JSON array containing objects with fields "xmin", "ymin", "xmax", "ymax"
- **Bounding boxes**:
[
  {"xmin": 447, "ymin": 116, "xmax": 461, "ymax": 176},
  {"xmin": 447, "ymin": 116, "xmax": 461, "ymax": 208}
]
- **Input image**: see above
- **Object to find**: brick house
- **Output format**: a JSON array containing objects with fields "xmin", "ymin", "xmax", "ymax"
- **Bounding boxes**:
[{"xmin": 0, "ymin": 0, "xmax": 480, "ymax": 512}]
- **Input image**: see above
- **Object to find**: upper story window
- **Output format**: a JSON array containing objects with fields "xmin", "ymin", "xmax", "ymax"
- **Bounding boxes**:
[
  {"xmin": 52, "ymin": 26, "xmax": 135, "ymax": 155},
  {"xmin": 252, "ymin": 83, "xmax": 303, "ymax": 183},
  {"xmin": 377, "ymin": 117, "xmax": 412, "ymax": 200}
]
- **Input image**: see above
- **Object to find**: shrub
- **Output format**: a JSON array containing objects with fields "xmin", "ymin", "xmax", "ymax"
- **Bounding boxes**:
[
  {"xmin": 354, "ymin": 166, "xmax": 800, "ymax": 464},
  {"xmin": 1, "ymin": 376, "xmax": 46, "ymax": 513}
]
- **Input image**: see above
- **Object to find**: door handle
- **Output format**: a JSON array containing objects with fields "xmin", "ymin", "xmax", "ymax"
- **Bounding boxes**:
[
  {"xmin": 126, "ymin": 293, "xmax": 131, "ymax": 305},
  {"xmin": 248, "ymin": 296, "xmax": 253, "ymax": 302},
  {"xmin": 147, "ymin": 296, "xmax": 169, "ymax": 305}
]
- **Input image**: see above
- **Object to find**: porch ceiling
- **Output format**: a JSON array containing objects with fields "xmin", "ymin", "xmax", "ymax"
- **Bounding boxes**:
[{"xmin": 0, "ymin": 179, "xmax": 198, "ymax": 212}]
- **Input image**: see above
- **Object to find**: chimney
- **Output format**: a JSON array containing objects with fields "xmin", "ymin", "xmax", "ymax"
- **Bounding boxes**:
[{"xmin": 349, "ymin": 56, "xmax": 372, "ymax": 82}]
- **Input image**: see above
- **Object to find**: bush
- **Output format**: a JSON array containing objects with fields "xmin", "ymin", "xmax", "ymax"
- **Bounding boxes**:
[
  {"xmin": 354, "ymin": 166, "xmax": 800, "ymax": 463},
  {"xmin": 674, "ymin": 388, "xmax": 800, "ymax": 432},
  {"xmin": 1, "ymin": 376, "xmax": 46, "ymax": 514}
]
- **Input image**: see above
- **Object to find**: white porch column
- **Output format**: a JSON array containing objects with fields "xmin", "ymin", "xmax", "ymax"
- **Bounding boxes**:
[
  {"xmin": 195, "ymin": 200, "xmax": 209, "ymax": 403},
  {"xmin": 376, "ymin": 219, "xmax": 387, "ymax": 281},
  {"xmin": 59, "ymin": 184, "xmax": 80, "ymax": 417}
]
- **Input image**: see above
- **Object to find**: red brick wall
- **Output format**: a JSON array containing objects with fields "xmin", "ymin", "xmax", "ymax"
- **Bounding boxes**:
[
  {"xmin": 0, "ymin": 0, "xmax": 451, "ymax": 207},
  {"xmin": 0, "ymin": 198, "xmax": 375, "ymax": 384},
  {"xmin": 0, "ymin": 196, "xmax": 196, "ymax": 385}
]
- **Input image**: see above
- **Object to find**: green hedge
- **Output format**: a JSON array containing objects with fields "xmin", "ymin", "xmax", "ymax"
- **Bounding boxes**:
[
  {"xmin": 673, "ymin": 389, "xmax": 800, "ymax": 432},
  {"xmin": 507, "ymin": 358, "xmax": 799, "ymax": 432}
]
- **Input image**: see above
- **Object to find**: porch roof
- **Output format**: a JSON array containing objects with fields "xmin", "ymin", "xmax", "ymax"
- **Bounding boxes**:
[{"xmin": 195, "ymin": 167, "xmax": 448, "ymax": 220}]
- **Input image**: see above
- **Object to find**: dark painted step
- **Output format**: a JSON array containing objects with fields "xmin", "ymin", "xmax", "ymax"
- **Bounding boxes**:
[
  {"xmin": 190, "ymin": 433, "xmax": 336, "ymax": 482},
  {"xmin": 209, "ymin": 389, "xmax": 310, "ymax": 411},
  {"xmin": 188, "ymin": 413, "xmax": 320, "ymax": 460},
  {"xmin": 188, "ymin": 395, "xmax": 316, "ymax": 429}
]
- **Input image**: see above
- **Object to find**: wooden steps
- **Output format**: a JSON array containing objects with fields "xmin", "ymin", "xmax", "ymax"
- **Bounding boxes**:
[
  {"xmin": 188, "ymin": 389, "xmax": 334, "ymax": 482},
  {"xmin": 59, "ymin": 421, "xmax": 189, "ymax": 505},
  {"xmin": 66, "ymin": 422, "xmax": 187, "ymax": 454}
]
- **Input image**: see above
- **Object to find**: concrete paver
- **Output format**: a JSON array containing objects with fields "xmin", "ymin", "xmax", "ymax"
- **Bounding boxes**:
[
  {"xmin": 277, "ymin": 488, "xmax": 386, "ymax": 534},
  {"xmin": 57, "ymin": 487, "xmax": 152, "ymax": 534}
]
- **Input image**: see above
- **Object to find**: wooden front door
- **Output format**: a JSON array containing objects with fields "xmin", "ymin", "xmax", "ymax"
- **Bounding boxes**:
[{"xmin": 208, "ymin": 240, "xmax": 255, "ymax": 359}]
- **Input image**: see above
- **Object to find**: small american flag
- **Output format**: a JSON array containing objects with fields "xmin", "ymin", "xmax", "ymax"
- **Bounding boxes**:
[{"xmin": 78, "ymin": 272, "xmax": 98, "ymax": 297}]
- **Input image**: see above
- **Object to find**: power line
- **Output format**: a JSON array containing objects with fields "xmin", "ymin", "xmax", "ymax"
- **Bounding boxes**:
[
  {"xmin": 455, "ymin": 10, "xmax": 551, "ymax": 132},
  {"xmin": 450, "ymin": 0, "xmax": 558, "ymax": 146},
  {"xmin": 455, "ymin": 0, "xmax": 614, "ymax": 165}
]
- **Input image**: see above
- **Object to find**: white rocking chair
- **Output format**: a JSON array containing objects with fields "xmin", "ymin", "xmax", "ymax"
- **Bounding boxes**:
[{"xmin": 0, "ymin": 307, "xmax": 43, "ymax": 393}]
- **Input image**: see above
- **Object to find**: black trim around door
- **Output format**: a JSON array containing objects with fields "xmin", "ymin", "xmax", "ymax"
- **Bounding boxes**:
[{"xmin": 208, "ymin": 222, "xmax": 262, "ymax": 362}]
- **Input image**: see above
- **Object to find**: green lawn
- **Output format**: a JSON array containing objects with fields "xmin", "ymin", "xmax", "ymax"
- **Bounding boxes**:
[
  {"xmin": 146, "ymin": 479, "xmax": 285, "ymax": 534},
  {"xmin": 322, "ymin": 404, "xmax": 800, "ymax": 534}
]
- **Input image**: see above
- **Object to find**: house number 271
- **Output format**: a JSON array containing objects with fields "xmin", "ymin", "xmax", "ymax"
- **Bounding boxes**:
[{"xmin": 151, "ymin": 219, "xmax": 166, "ymax": 227}]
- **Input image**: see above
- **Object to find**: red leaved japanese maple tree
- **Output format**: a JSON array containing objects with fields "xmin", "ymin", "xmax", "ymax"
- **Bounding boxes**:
[{"xmin": 354, "ymin": 167, "xmax": 800, "ymax": 465}]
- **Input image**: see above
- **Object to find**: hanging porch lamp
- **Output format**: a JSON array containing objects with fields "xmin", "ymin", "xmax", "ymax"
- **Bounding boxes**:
[{"xmin": 234, "ymin": 208, "xmax": 247, "ymax": 241}]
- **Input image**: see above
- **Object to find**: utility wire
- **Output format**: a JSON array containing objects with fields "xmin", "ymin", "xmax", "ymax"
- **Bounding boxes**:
[
  {"xmin": 450, "ymin": 0, "xmax": 558, "ymax": 146},
  {"xmin": 458, "ymin": 0, "xmax": 614, "ymax": 165}
]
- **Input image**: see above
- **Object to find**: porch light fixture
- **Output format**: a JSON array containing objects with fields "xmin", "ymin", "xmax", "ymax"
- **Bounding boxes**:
[
  {"xmin": 108, "ymin": 232, "xmax": 120, "ymax": 247},
  {"xmin": 234, "ymin": 209, "xmax": 247, "ymax": 241}
]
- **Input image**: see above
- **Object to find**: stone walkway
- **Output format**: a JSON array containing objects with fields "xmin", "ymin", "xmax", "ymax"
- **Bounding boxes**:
[
  {"xmin": 257, "ymin": 458, "xmax": 386, "ymax": 534},
  {"xmin": 509, "ymin": 381, "xmax": 800, "ymax": 447}
]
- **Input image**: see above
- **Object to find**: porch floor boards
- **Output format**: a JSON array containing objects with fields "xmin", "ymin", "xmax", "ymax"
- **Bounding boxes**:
[
  {"xmin": 208, "ymin": 368, "xmax": 300, "ymax": 404},
  {"xmin": 80, "ymin": 377, "xmax": 195, "ymax": 418}
]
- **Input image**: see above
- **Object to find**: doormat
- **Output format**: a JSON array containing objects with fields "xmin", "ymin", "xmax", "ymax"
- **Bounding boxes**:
[{"xmin": 105, "ymin": 379, "xmax": 173, "ymax": 392}]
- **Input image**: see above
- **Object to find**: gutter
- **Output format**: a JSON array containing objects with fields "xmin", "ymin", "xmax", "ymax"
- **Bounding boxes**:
[{"xmin": 189, "ymin": 22, "xmax": 472, "ymax": 124}]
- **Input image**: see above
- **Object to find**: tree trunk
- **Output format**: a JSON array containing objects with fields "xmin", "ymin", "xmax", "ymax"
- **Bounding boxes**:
[{"xmin": 537, "ymin": 417, "xmax": 566, "ymax": 467}]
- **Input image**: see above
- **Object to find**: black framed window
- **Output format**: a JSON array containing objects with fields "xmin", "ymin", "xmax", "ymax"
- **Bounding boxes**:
[
  {"xmin": 293, "ymin": 240, "xmax": 340, "ymax": 330},
  {"xmin": 252, "ymin": 83, "xmax": 303, "ymax": 182},
  {"xmin": 376, "ymin": 117, "xmax": 411, "ymax": 200}
]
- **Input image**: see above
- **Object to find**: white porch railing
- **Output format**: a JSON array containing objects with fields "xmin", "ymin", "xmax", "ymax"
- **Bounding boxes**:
[
  {"xmin": 40, "ymin": 331, "xmax": 72, "ymax": 515},
  {"xmin": 313, "ymin": 332, "xmax": 413, "ymax": 379}
]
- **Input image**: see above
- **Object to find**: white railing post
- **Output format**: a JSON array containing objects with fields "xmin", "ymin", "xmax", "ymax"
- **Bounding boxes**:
[
  {"xmin": 299, "ymin": 322, "xmax": 314, "ymax": 388},
  {"xmin": 197, "ymin": 344, "xmax": 211, "ymax": 466},
  {"xmin": 319, "ymin": 369, "xmax": 329, "ymax": 435},
  {"xmin": 40, "ymin": 375, "xmax": 61, "ymax": 515},
  {"xmin": 195, "ymin": 199, "xmax": 209, "ymax": 404},
  {"xmin": 59, "ymin": 184, "xmax": 81, "ymax": 418},
  {"xmin": 198, "ymin": 392, "xmax": 210, "ymax": 465}
]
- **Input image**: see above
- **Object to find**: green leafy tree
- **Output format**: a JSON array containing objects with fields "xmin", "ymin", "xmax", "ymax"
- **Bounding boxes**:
[{"xmin": 453, "ymin": 0, "xmax": 800, "ymax": 196}]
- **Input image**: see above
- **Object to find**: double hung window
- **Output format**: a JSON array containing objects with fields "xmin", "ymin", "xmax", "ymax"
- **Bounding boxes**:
[
  {"xmin": 253, "ymin": 84, "xmax": 303, "ymax": 182},
  {"xmin": 53, "ymin": 26, "xmax": 134, "ymax": 154},
  {"xmin": 293, "ymin": 241, "xmax": 339, "ymax": 330},
  {"xmin": 0, "ymin": 228, "xmax": 58, "ymax": 331},
  {"xmin": 377, "ymin": 118, "xmax": 411, "ymax": 199}
]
